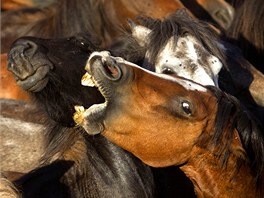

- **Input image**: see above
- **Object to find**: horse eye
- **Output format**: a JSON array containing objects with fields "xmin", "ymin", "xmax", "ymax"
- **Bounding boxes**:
[
  {"xmin": 181, "ymin": 101, "xmax": 192, "ymax": 115},
  {"xmin": 162, "ymin": 67, "xmax": 174, "ymax": 74}
]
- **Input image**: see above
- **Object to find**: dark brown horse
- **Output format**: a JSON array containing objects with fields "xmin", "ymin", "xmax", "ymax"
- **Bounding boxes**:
[
  {"xmin": 75, "ymin": 51, "xmax": 264, "ymax": 198},
  {"xmin": 7, "ymin": 35, "xmax": 156, "ymax": 198}
]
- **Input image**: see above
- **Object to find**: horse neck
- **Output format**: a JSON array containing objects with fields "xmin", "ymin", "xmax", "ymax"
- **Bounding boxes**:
[{"xmin": 180, "ymin": 142, "xmax": 258, "ymax": 197}]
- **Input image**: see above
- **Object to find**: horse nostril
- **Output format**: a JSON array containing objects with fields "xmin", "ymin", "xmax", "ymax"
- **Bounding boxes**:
[
  {"xmin": 103, "ymin": 57, "xmax": 122, "ymax": 81},
  {"xmin": 12, "ymin": 39, "xmax": 39, "ymax": 58}
]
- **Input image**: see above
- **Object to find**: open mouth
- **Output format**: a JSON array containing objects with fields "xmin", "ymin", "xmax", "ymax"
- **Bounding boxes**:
[{"xmin": 73, "ymin": 51, "xmax": 126, "ymax": 135}]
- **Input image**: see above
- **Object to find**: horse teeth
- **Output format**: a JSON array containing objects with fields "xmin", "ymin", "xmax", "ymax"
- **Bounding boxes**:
[
  {"xmin": 73, "ymin": 105, "xmax": 86, "ymax": 125},
  {"xmin": 74, "ymin": 105, "xmax": 85, "ymax": 112},
  {"xmin": 81, "ymin": 72, "xmax": 95, "ymax": 87}
]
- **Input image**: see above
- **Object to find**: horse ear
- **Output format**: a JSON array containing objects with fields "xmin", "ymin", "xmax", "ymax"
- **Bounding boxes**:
[
  {"xmin": 209, "ymin": 56, "xmax": 223, "ymax": 76},
  {"xmin": 127, "ymin": 19, "xmax": 151, "ymax": 47}
]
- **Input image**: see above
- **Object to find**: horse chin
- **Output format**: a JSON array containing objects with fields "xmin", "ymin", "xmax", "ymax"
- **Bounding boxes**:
[
  {"xmin": 74, "ymin": 103, "xmax": 107, "ymax": 135},
  {"xmin": 74, "ymin": 51, "xmax": 126, "ymax": 135},
  {"xmin": 16, "ymin": 66, "xmax": 50, "ymax": 92}
]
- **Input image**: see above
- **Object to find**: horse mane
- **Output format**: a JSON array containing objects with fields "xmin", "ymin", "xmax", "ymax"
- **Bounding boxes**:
[
  {"xmin": 205, "ymin": 86, "xmax": 264, "ymax": 184},
  {"xmin": 226, "ymin": 0, "xmax": 264, "ymax": 73},
  {"xmin": 134, "ymin": 9, "xmax": 227, "ymax": 70}
]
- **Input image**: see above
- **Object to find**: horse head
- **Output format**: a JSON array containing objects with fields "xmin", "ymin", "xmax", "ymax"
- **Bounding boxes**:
[
  {"xmin": 73, "ymin": 51, "xmax": 218, "ymax": 167},
  {"xmin": 128, "ymin": 10, "xmax": 224, "ymax": 87}
]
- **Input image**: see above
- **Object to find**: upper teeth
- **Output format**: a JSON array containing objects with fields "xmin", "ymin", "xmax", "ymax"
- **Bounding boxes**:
[{"xmin": 81, "ymin": 72, "xmax": 96, "ymax": 87}]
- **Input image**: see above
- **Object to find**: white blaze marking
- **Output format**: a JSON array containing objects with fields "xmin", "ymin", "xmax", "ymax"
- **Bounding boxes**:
[{"xmin": 155, "ymin": 35, "xmax": 223, "ymax": 87}]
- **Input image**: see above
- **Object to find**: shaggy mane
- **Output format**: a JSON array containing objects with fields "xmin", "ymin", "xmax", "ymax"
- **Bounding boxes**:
[
  {"xmin": 135, "ymin": 9, "xmax": 226, "ymax": 70},
  {"xmin": 206, "ymin": 86, "xmax": 264, "ymax": 185}
]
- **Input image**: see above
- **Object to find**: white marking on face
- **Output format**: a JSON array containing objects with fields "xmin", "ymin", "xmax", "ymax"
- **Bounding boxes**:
[{"xmin": 155, "ymin": 35, "xmax": 223, "ymax": 87}]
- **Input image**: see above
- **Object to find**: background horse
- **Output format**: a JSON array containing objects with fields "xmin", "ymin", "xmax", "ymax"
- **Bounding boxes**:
[{"xmin": 75, "ymin": 51, "xmax": 264, "ymax": 197}]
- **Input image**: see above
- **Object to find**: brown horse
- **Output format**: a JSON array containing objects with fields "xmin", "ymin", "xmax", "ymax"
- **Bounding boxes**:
[{"xmin": 74, "ymin": 51, "xmax": 264, "ymax": 198}]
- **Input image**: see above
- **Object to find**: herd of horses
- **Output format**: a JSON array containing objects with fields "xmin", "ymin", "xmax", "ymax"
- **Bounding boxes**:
[{"xmin": 1, "ymin": 0, "xmax": 264, "ymax": 197}]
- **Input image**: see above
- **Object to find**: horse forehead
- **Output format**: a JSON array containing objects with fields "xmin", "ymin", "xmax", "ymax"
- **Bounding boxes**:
[{"xmin": 156, "ymin": 35, "xmax": 222, "ymax": 73}]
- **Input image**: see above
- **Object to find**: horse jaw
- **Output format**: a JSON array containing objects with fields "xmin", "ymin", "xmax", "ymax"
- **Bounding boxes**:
[{"xmin": 73, "ymin": 51, "xmax": 133, "ymax": 135}]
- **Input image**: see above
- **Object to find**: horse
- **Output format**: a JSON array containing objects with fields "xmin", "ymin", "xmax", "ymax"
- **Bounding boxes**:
[
  {"xmin": 110, "ymin": 9, "xmax": 264, "ymax": 124},
  {"xmin": 225, "ymin": 0, "xmax": 264, "ymax": 74},
  {"xmin": 7, "ymin": 34, "xmax": 157, "ymax": 198},
  {"xmin": 74, "ymin": 51, "xmax": 264, "ymax": 198}
]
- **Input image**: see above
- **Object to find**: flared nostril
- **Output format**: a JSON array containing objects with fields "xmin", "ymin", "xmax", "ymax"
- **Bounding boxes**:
[{"xmin": 103, "ymin": 57, "xmax": 122, "ymax": 81}]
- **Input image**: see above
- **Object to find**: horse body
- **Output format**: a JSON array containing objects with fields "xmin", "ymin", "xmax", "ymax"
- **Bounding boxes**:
[{"xmin": 75, "ymin": 51, "xmax": 264, "ymax": 197}]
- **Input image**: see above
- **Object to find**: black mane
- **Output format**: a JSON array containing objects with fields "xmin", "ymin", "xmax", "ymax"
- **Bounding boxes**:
[{"xmin": 207, "ymin": 86, "xmax": 264, "ymax": 184}]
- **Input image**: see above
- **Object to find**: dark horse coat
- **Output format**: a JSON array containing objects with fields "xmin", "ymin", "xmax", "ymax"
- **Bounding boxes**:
[{"xmin": 8, "ymin": 34, "xmax": 156, "ymax": 198}]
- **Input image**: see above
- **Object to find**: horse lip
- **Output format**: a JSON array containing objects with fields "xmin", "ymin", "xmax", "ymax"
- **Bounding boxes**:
[
  {"xmin": 87, "ymin": 52, "xmax": 122, "ymax": 82},
  {"xmin": 83, "ymin": 51, "xmax": 125, "ymax": 100}
]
